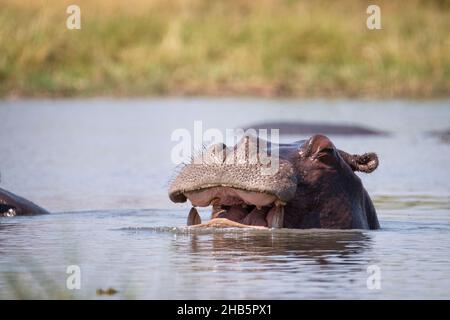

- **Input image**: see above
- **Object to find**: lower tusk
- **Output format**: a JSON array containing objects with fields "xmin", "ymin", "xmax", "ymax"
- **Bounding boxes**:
[
  {"xmin": 187, "ymin": 207, "xmax": 202, "ymax": 226},
  {"xmin": 275, "ymin": 199, "xmax": 286, "ymax": 207},
  {"xmin": 268, "ymin": 205, "xmax": 284, "ymax": 228}
]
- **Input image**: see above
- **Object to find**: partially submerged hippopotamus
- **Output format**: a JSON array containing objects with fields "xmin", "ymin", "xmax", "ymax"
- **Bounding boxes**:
[
  {"xmin": 169, "ymin": 134, "xmax": 380, "ymax": 230},
  {"xmin": 0, "ymin": 187, "xmax": 49, "ymax": 216}
]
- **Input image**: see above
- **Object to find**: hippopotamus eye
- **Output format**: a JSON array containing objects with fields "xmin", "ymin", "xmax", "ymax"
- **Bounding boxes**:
[
  {"xmin": 315, "ymin": 147, "xmax": 337, "ymax": 164},
  {"xmin": 319, "ymin": 147, "xmax": 335, "ymax": 154}
]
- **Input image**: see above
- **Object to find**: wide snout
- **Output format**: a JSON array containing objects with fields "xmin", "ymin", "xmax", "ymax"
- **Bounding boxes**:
[
  {"xmin": 168, "ymin": 135, "xmax": 299, "ymax": 228},
  {"xmin": 168, "ymin": 159, "xmax": 297, "ymax": 205},
  {"xmin": 169, "ymin": 135, "xmax": 298, "ymax": 205}
]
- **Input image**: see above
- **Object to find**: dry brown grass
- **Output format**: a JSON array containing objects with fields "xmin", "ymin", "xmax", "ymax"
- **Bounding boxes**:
[{"xmin": 0, "ymin": 0, "xmax": 449, "ymax": 98}]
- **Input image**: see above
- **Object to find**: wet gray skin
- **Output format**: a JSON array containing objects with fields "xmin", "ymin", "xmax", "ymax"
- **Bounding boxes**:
[{"xmin": 169, "ymin": 135, "xmax": 296, "ymax": 228}]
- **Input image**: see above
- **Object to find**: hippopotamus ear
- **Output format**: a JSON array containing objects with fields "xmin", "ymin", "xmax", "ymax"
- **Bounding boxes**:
[{"xmin": 338, "ymin": 151, "xmax": 379, "ymax": 173}]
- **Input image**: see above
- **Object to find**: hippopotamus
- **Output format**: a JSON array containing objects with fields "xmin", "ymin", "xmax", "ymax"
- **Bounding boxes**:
[
  {"xmin": 428, "ymin": 129, "xmax": 450, "ymax": 144},
  {"xmin": 169, "ymin": 134, "xmax": 380, "ymax": 230},
  {"xmin": 244, "ymin": 121, "xmax": 387, "ymax": 136},
  {"xmin": 0, "ymin": 187, "xmax": 49, "ymax": 216}
]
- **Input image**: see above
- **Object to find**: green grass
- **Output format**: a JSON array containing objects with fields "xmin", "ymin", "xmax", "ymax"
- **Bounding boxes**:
[{"xmin": 0, "ymin": 0, "xmax": 449, "ymax": 98}]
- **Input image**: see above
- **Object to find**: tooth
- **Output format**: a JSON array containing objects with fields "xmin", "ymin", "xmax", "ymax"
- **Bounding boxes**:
[
  {"xmin": 268, "ymin": 206, "xmax": 284, "ymax": 228},
  {"xmin": 256, "ymin": 205, "xmax": 262, "ymax": 210},
  {"xmin": 275, "ymin": 199, "xmax": 286, "ymax": 206},
  {"xmin": 187, "ymin": 207, "xmax": 202, "ymax": 226}
]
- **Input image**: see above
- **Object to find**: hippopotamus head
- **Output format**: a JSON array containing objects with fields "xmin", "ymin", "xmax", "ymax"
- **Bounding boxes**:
[
  {"xmin": 0, "ymin": 187, "xmax": 49, "ymax": 216},
  {"xmin": 169, "ymin": 134, "xmax": 379, "ymax": 230}
]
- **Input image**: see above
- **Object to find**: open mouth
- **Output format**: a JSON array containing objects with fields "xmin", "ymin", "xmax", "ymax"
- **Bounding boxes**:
[
  {"xmin": 168, "ymin": 137, "xmax": 297, "ymax": 229},
  {"xmin": 183, "ymin": 186, "xmax": 285, "ymax": 229}
]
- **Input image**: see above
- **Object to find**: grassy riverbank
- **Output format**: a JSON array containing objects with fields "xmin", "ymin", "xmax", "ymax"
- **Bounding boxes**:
[{"xmin": 0, "ymin": 0, "xmax": 449, "ymax": 98}]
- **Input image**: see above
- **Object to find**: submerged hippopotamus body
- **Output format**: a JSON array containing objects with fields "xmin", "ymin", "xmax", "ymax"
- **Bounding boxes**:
[
  {"xmin": 0, "ymin": 187, "xmax": 49, "ymax": 216},
  {"xmin": 169, "ymin": 134, "xmax": 380, "ymax": 230},
  {"xmin": 245, "ymin": 121, "xmax": 386, "ymax": 136}
]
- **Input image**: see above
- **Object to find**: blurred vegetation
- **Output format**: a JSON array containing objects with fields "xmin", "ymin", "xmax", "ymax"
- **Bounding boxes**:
[{"xmin": 0, "ymin": 0, "xmax": 449, "ymax": 98}]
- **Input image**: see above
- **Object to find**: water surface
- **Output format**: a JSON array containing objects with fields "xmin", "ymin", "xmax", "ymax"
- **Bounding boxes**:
[{"xmin": 0, "ymin": 99, "xmax": 449, "ymax": 299}]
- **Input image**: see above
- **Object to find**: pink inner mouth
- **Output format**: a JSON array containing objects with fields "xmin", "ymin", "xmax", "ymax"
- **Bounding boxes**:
[
  {"xmin": 184, "ymin": 186, "xmax": 282, "ymax": 227},
  {"xmin": 185, "ymin": 186, "xmax": 277, "ymax": 207}
]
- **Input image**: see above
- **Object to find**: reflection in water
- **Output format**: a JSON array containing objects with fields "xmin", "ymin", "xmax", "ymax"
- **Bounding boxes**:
[
  {"xmin": 1, "ymin": 210, "xmax": 450, "ymax": 299},
  {"xmin": 169, "ymin": 229, "xmax": 372, "ymax": 272}
]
